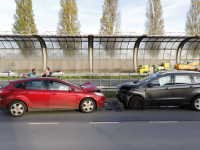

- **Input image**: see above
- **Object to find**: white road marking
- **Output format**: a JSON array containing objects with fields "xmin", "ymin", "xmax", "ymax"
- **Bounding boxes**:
[
  {"xmin": 89, "ymin": 122, "xmax": 120, "ymax": 124},
  {"xmin": 29, "ymin": 122, "xmax": 59, "ymax": 125},
  {"xmin": 149, "ymin": 121, "xmax": 179, "ymax": 124}
]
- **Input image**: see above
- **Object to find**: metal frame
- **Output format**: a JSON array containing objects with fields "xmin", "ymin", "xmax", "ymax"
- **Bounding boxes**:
[
  {"xmin": 176, "ymin": 37, "xmax": 194, "ymax": 64},
  {"xmin": 34, "ymin": 35, "xmax": 47, "ymax": 71},
  {"xmin": 0, "ymin": 34, "xmax": 200, "ymax": 73}
]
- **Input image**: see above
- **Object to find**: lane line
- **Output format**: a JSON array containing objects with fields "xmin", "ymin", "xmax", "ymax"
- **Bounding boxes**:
[
  {"xmin": 149, "ymin": 121, "xmax": 179, "ymax": 124},
  {"xmin": 29, "ymin": 122, "xmax": 59, "ymax": 125},
  {"xmin": 89, "ymin": 122, "xmax": 120, "ymax": 124}
]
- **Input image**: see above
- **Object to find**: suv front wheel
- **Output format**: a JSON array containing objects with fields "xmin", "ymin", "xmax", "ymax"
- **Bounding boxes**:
[
  {"xmin": 129, "ymin": 96, "xmax": 145, "ymax": 110},
  {"xmin": 192, "ymin": 97, "xmax": 200, "ymax": 111}
]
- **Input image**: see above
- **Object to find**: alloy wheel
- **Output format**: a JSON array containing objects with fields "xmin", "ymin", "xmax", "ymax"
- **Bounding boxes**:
[
  {"xmin": 82, "ymin": 100, "xmax": 94, "ymax": 112},
  {"xmin": 195, "ymin": 99, "xmax": 200, "ymax": 110},
  {"xmin": 10, "ymin": 103, "xmax": 24, "ymax": 116}
]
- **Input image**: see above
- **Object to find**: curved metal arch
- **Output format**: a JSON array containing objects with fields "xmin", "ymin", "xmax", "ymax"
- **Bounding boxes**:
[
  {"xmin": 185, "ymin": 38, "xmax": 200, "ymax": 61},
  {"xmin": 176, "ymin": 37, "xmax": 195, "ymax": 64},
  {"xmin": 88, "ymin": 34, "xmax": 93, "ymax": 73},
  {"xmin": 169, "ymin": 38, "xmax": 183, "ymax": 60},
  {"xmin": 133, "ymin": 35, "xmax": 147, "ymax": 72},
  {"xmin": 33, "ymin": 35, "xmax": 47, "ymax": 71}
]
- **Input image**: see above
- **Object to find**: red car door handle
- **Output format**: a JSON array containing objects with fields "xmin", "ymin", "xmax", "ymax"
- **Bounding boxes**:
[
  {"xmin": 51, "ymin": 93, "xmax": 56, "ymax": 95},
  {"xmin": 25, "ymin": 92, "xmax": 30, "ymax": 94}
]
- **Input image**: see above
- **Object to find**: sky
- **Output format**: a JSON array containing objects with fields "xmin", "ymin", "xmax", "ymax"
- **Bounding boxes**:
[{"xmin": 0, "ymin": 0, "xmax": 191, "ymax": 35}]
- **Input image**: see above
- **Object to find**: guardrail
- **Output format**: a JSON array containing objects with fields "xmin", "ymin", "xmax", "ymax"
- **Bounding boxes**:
[{"xmin": 0, "ymin": 72, "xmax": 151, "ymax": 87}]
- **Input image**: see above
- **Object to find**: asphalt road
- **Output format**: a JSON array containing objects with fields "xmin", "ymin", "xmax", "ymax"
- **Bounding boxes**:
[
  {"xmin": 0, "ymin": 104, "xmax": 200, "ymax": 150},
  {"xmin": 0, "ymin": 79, "xmax": 138, "ymax": 87}
]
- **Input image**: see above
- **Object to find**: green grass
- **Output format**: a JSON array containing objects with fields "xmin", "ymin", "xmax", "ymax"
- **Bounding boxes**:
[
  {"xmin": 104, "ymin": 92, "xmax": 117, "ymax": 98},
  {"xmin": 0, "ymin": 77, "xmax": 25, "ymax": 80},
  {"xmin": 0, "ymin": 75, "xmax": 147, "ymax": 81}
]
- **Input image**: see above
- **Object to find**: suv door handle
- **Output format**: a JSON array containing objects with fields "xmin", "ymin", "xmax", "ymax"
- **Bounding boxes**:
[
  {"xmin": 189, "ymin": 86, "xmax": 193, "ymax": 88},
  {"xmin": 166, "ymin": 87, "xmax": 172, "ymax": 90},
  {"xmin": 24, "ymin": 92, "xmax": 30, "ymax": 94},
  {"xmin": 51, "ymin": 93, "xmax": 56, "ymax": 95}
]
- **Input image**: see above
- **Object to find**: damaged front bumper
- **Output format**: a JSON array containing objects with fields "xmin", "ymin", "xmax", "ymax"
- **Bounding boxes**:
[{"xmin": 117, "ymin": 93, "xmax": 129, "ymax": 109}]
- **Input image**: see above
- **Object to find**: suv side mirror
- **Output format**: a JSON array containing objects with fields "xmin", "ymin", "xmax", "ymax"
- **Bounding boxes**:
[
  {"xmin": 69, "ymin": 87, "xmax": 74, "ymax": 91},
  {"xmin": 149, "ymin": 83, "xmax": 154, "ymax": 87}
]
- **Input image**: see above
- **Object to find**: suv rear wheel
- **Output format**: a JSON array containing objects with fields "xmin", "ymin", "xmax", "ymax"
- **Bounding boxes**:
[
  {"xmin": 129, "ymin": 96, "xmax": 145, "ymax": 110},
  {"xmin": 9, "ymin": 101, "xmax": 27, "ymax": 117},
  {"xmin": 192, "ymin": 97, "xmax": 200, "ymax": 111}
]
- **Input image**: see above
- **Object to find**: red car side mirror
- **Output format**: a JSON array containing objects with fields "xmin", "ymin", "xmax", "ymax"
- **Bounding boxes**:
[{"xmin": 69, "ymin": 87, "xmax": 74, "ymax": 91}]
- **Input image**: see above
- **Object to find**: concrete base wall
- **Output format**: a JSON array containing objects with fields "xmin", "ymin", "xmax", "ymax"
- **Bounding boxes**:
[
  {"xmin": 47, "ymin": 59, "xmax": 90, "ymax": 73},
  {"xmin": 93, "ymin": 59, "xmax": 134, "ymax": 73},
  {"xmin": 0, "ymin": 59, "xmax": 43, "ymax": 73}
]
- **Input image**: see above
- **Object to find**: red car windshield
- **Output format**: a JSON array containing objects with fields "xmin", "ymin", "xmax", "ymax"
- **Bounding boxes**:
[{"xmin": 63, "ymin": 80, "xmax": 81, "ymax": 89}]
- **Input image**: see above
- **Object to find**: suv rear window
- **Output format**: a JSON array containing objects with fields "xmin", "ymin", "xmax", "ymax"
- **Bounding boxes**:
[
  {"xmin": 175, "ymin": 75, "xmax": 192, "ymax": 84},
  {"xmin": 14, "ymin": 82, "xmax": 26, "ymax": 89},
  {"xmin": 193, "ymin": 76, "xmax": 200, "ymax": 83}
]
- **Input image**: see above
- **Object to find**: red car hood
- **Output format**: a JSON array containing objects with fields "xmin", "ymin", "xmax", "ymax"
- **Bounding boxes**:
[{"xmin": 81, "ymin": 82, "xmax": 100, "ymax": 92}]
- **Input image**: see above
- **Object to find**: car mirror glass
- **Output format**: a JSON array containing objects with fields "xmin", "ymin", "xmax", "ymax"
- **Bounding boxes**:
[{"xmin": 149, "ymin": 83, "xmax": 154, "ymax": 87}]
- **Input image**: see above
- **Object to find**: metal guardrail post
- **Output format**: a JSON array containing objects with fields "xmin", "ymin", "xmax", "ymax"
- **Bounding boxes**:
[
  {"xmin": 109, "ymin": 73, "xmax": 111, "ymax": 87},
  {"xmin": 90, "ymin": 73, "xmax": 91, "ymax": 83},
  {"xmin": 60, "ymin": 73, "xmax": 61, "ymax": 79},
  {"xmin": 70, "ymin": 74, "xmax": 71, "ymax": 82},
  {"xmin": 80, "ymin": 74, "xmax": 81, "ymax": 85},
  {"xmin": 119, "ymin": 73, "xmax": 121, "ymax": 84},
  {"xmin": 8, "ymin": 73, "xmax": 10, "ymax": 81},
  {"xmin": 18, "ymin": 73, "xmax": 20, "ymax": 79},
  {"xmin": 129, "ymin": 72, "xmax": 130, "ymax": 82},
  {"xmin": 100, "ymin": 73, "xmax": 102, "ymax": 86},
  {"xmin": 138, "ymin": 73, "xmax": 140, "ymax": 80}
]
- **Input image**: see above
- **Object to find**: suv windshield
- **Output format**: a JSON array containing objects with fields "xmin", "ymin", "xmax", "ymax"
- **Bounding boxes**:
[{"xmin": 137, "ymin": 73, "xmax": 161, "ymax": 85}]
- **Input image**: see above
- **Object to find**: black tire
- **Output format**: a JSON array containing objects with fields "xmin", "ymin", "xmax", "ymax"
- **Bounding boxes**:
[
  {"xmin": 80, "ymin": 99, "xmax": 96, "ymax": 113},
  {"xmin": 192, "ymin": 97, "xmax": 200, "ymax": 111},
  {"xmin": 129, "ymin": 96, "xmax": 145, "ymax": 110},
  {"xmin": 9, "ymin": 101, "xmax": 27, "ymax": 117}
]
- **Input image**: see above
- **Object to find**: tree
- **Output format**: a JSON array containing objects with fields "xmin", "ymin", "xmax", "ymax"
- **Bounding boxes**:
[
  {"xmin": 57, "ymin": 0, "xmax": 81, "ymax": 35},
  {"xmin": 13, "ymin": 0, "xmax": 38, "ymax": 34},
  {"xmin": 145, "ymin": 0, "xmax": 164, "ymax": 35},
  {"xmin": 99, "ymin": 0, "xmax": 121, "ymax": 35},
  {"xmin": 186, "ymin": 0, "xmax": 200, "ymax": 35}
]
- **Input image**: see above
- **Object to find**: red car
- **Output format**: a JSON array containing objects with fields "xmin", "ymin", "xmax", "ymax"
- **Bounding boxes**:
[{"xmin": 0, "ymin": 78, "xmax": 105, "ymax": 117}]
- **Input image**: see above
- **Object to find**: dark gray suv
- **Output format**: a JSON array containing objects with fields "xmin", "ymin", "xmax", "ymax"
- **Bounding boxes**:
[{"xmin": 116, "ymin": 71, "xmax": 200, "ymax": 111}]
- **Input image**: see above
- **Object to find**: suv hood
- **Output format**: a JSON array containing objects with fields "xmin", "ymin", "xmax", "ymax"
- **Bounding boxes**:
[
  {"xmin": 81, "ymin": 82, "xmax": 100, "ymax": 92},
  {"xmin": 117, "ymin": 82, "xmax": 140, "ymax": 89}
]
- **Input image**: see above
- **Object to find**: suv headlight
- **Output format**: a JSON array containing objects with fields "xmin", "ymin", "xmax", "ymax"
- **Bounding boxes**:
[
  {"xmin": 116, "ymin": 88, "xmax": 119, "ymax": 93},
  {"xmin": 94, "ymin": 92, "xmax": 104, "ymax": 97}
]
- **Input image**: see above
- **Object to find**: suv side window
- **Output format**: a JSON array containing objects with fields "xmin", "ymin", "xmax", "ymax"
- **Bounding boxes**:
[
  {"xmin": 14, "ymin": 82, "xmax": 26, "ymax": 89},
  {"xmin": 193, "ymin": 76, "xmax": 200, "ymax": 83},
  {"xmin": 151, "ymin": 76, "xmax": 172, "ymax": 86},
  {"xmin": 175, "ymin": 75, "xmax": 192, "ymax": 84},
  {"xmin": 48, "ymin": 80, "xmax": 70, "ymax": 91},
  {"xmin": 25, "ymin": 80, "xmax": 46, "ymax": 90}
]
